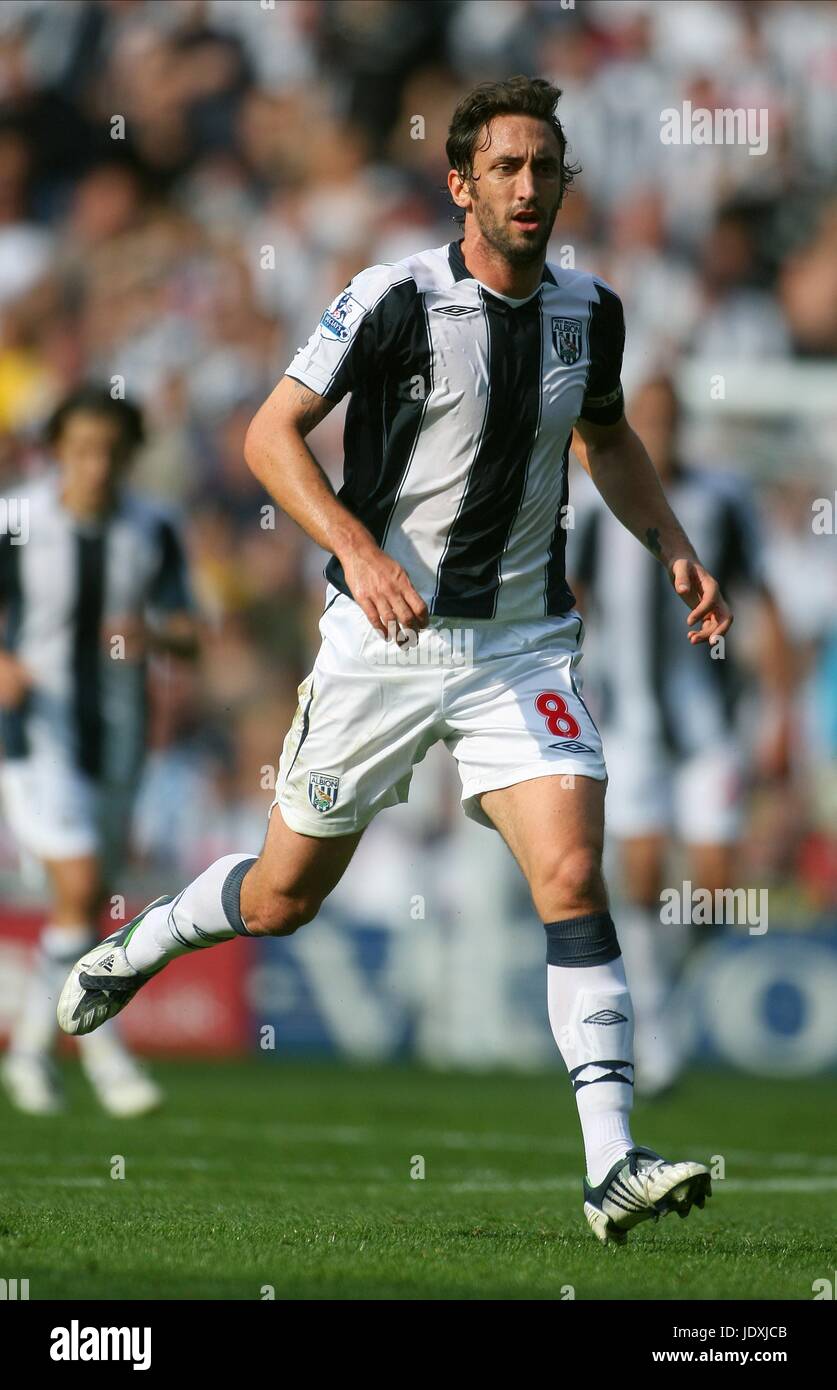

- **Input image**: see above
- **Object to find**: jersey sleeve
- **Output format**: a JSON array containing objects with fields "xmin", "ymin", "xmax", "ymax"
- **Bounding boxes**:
[
  {"xmin": 717, "ymin": 485, "xmax": 768, "ymax": 593},
  {"xmin": 573, "ymin": 504, "xmax": 602, "ymax": 589},
  {"xmin": 284, "ymin": 265, "xmax": 412, "ymax": 405},
  {"xmin": 579, "ymin": 280, "xmax": 625, "ymax": 426},
  {"xmin": 146, "ymin": 514, "xmax": 194, "ymax": 617}
]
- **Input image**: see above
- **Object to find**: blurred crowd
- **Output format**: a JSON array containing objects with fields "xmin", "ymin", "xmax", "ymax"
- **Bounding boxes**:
[{"xmin": 0, "ymin": 0, "xmax": 833, "ymax": 915}]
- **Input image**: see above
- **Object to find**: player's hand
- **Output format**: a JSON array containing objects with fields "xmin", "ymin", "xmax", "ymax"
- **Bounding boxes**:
[
  {"xmin": 342, "ymin": 544, "xmax": 429, "ymax": 640},
  {"xmin": 0, "ymin": 651, "xmax": 32, "ymax": 708},
  {"xmin": 669, "ymin": 558, "xmax": 733, "ymax": 646}
]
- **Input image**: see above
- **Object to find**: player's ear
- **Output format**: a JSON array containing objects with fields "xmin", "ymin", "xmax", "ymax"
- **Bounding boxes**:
[{"xmin": 447, "ymin": 168, "xmax": 470, "ymax": 211}]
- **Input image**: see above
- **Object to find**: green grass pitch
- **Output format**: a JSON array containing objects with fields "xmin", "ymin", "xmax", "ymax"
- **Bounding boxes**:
[{"xmin": 1, "ymin": 1060, "xmax": 834, "ymax": 1300}]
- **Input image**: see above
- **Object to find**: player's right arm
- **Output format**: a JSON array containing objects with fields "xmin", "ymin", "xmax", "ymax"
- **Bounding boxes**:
[
  {"xmin": 0, "ymin": 651, "xmax": 30, "ymax": 708},
  {"xmin": 244, "ymin": 375, "xmax": 427, "ymax": 639}
]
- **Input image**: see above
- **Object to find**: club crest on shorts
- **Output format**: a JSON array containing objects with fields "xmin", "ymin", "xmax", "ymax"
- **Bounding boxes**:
[
  {"xmin": 551, "ymin": 316, "xmax": 582, "ymax": 365},
  {"xmin": 308, "ymin": 772, "xmax": 340, "ymax": 813}
]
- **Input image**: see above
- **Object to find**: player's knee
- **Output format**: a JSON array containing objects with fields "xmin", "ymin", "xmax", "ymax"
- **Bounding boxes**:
[
  {"xmin": 537, "ymin": 847, "xmax": 605, "ymax": 916},
  {"xmin": 244, "ymin": 890, "xmax": 321, "ymax": 938}
]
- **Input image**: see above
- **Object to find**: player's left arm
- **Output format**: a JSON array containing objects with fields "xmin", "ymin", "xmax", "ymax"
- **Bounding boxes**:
[
  {"xmin": 719, "ymin": 490, "xmax": 794, "ymax": 777},
  {"xmin": 573, "ymin": 414, "xmax": 733, "ymax": 646},
  {"xmin": 145, "ymin": 515, "xmax": 200, "ymax": 658},
  {"xmin": 102, "ymin": 515, "xmax": 200, "ymax": 662}
]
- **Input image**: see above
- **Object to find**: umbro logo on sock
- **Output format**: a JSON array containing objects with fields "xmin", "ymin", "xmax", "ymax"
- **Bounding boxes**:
[
  {"xmin": 99, "ymin": 955, "xmax": 115, "ymax": 973},
  {"xmin": 583, "ymin": 1009, "xmax": 628, "ymax": 1025}
]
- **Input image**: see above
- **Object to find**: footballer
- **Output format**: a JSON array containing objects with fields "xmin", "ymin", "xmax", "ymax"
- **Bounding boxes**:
[
  {"xmin": 57, "ymin": 78, "xmax": 731, "ymax": 1243},
  {"xmin": 0, "ymin": 387, "xmax": 197, "ymax": 1116}
]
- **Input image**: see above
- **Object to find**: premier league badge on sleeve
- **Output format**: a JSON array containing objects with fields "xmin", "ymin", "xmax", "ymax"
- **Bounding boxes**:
[
  {"xmin": 319, "ymin": 290, "xmax": 365, "ymax": 342},
  {"xmin": 308, "ymin": 772, "xmax": 340, "ymax": 812},
  {"xmin": 551, "ymin": 316, "xmax": 582, "ymax": 365}
]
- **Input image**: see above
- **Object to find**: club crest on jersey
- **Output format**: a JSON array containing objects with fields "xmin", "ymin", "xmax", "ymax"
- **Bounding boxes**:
[
  {"xmin": 319, "ymin": 291, "xmax": 364, "ymax": 342},
  {"xmin": 308, "ymin": 772, "xmax": 340, "ymax": 812},
  {"xmin": 551, "ymin": 316, "xmax": 582, "ymax": 365}
]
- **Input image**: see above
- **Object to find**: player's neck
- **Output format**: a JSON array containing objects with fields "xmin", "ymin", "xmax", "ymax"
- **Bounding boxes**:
[
  {"xmin": 458, "ymin": 229, "xmax": 545, "ymax": 300},
  {"xmin": 59, "ymin": 481, "xmax": 115, "ymax": 525}
]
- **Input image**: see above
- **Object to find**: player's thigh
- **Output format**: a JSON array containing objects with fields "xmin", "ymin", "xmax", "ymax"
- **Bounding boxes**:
[
  {"xmin": 689, "ymin": 842, "xmax": 734, "ymax": 895},
  {"xmin": 479, "ymin": 773, "xmax": 607, "ymax": 918},
  {"xmin": 619, "ymin": 834, "xmax": 669, "ymax": 907},
  {"xmin": 274, "ymin": 590, "xmax": 440, "ymax": 837},
  {"xmin": 240, "ymin": 803, "xmax": 363, "ymax": 935},
  {"xmin": 448, "ymin": 610, "xmax": 606, "ymax": 832},
  {"xmin": 44, "ymin": 853, "xmax": 103, "ymax": 922}
]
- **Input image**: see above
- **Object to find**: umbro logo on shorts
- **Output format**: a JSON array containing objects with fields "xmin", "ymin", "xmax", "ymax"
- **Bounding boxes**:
[
  {"xmin": 583, "ymin": 1009, "xmax": 628, "ymax": 1026},
  {"xmin": 308, "ymin": 772, "xmax": 340, "ymax": 813},
  {"xmin": 548, "ymin": 739, "xmax": 594, "ymax": 754}
]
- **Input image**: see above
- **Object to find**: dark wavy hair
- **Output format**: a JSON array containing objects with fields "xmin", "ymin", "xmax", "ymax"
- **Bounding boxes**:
[
  {"xmin": 46, "ymin": 385, "xmax": 145, "ymax": 455},
  {"xmin": 446, "ymin": 75, "xmax": 581, "ymax": 226}
]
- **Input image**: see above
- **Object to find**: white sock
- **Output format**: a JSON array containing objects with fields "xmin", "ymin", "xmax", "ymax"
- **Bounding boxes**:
[
  {"xmin": 124, "ymin": 853, "xmax": 257, "ymax": 974},
  {"xmin": 12, "ymin": 924, "xmax": 95, "ymax": 1058},
  {"xmin": 546, "ymin": 941, "xmax": 635, "ymax": 1186}
]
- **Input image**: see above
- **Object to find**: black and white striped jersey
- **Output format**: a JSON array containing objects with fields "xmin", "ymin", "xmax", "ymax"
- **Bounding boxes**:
[
  {"xmin": 0, "ymin": 470, "xmax": 192, "ymax": 782},
  {"xmin": 286, "ymin": 238, "xmax": 625, "ymax": 621},
  {"xmin": 571, "ymin": 466, "xmax": 767, "ymax": 757}
]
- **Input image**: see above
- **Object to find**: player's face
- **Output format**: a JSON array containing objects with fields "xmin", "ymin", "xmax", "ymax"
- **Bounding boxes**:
[
  {"xmin": 463, "ymin": 114, "xmax": 564, "ymax": 264},
  {"xmin": 630, "ymin": 383, "xmax": 679, "ymax": 477},
  {"xmin": 55, "ymin": 411, "xmax": 130, "ymax": 515}
]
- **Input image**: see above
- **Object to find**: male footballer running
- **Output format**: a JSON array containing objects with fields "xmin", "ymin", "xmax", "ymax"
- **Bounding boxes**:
[{"xmin": 58, "ymin": 77, "xmax": 731, "ymax": 1244}]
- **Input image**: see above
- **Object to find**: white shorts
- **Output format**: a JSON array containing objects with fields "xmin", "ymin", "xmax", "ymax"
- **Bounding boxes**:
[
  {"xmin": 272, "ymin": 588, "xmax": 606, "ymax": 836},
  {"xmin": 604, "ymin": 738, "xmax": 744, "ymax": 845},
  {"xmin": 0, "ymin": 751, "xmax": 135, "ymax": 870}
]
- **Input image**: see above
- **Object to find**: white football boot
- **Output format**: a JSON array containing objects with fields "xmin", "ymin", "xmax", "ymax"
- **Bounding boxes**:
[
  {"xmin": 583, "ymin": 1145, "xmax": 711, "ymax": 1245},
  {"xmin": 1, "ymin": 1051, "xmax": 65, "ymax": 1115},
  {"xmin": 57, "ymin": 896, "xmax": 172, "ymax": 1037}
]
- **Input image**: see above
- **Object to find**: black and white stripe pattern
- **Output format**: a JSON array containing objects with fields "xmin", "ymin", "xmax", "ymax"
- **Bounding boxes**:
[
  {"xmin": 0, "ymin": 471, "xmax": 192, "ymax": 780},
  {"xmin": 286, "ymin": 239, "xmax": 626, "ymax": 621},
  {"xmin": 571, "ymin": 466, "xmax": 767, "ymax": 755}
]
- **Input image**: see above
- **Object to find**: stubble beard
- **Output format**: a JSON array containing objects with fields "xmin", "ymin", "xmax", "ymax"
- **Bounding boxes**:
[{"xmin": 470, "ymin": 192, "xmax": 559, "ymax": 266}]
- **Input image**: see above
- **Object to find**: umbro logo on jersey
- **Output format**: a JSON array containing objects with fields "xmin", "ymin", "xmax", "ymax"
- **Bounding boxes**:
[
  {"xmin": 548, "ymin": 739, "xmax": 594, "ymax": 753},
  {"xmin": 434, "ymin": 304, "xmax": 480, "ymax": 316},
  {"xmin": 99, "ymin": 954, "xmax": 115, "ymax": 973},
  {"xmin": 583, "ymin": 1009, "xmax": 628, "ymax": 1026}
]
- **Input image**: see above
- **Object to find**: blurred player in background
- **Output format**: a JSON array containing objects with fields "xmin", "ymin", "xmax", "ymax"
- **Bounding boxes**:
[
  {"xmin": 0, "ymin": 387, "xmax": 198, "ymax": 1115},
  {"xmin": 572, "ymin": 375, "xmax": 793, "ymax": 1096}
]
